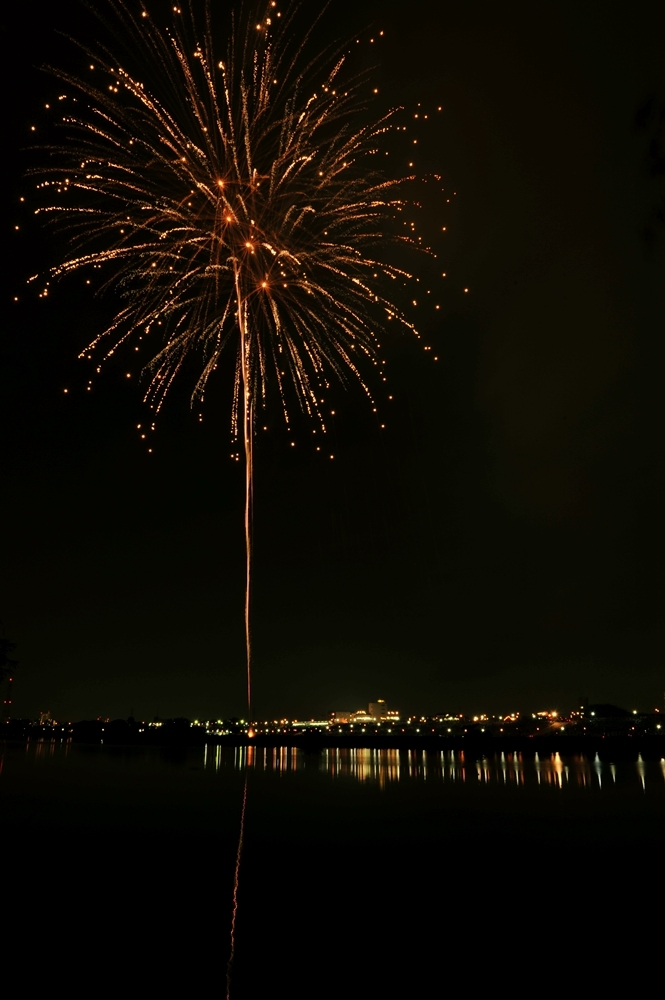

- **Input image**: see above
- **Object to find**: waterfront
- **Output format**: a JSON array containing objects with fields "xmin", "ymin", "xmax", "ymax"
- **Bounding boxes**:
[{"xmin": 3, "ymin": 742, "xmax": 664, "ymax": 995}]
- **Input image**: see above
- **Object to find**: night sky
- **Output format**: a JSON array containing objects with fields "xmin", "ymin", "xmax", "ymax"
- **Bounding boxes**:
[{"xmin": 2, "ymin": 0, "xmax": 664, "ymax": 721}]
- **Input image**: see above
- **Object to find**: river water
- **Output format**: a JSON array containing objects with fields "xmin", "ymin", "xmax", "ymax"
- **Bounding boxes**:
[{"xmin": 2, "ymin": 742, "xmax": 663, "ymax": 996}]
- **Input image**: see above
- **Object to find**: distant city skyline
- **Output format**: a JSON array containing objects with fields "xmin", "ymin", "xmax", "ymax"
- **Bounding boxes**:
[{"xmin": 5, "ymin": 695, "xmax": 663, "ymax": 734}]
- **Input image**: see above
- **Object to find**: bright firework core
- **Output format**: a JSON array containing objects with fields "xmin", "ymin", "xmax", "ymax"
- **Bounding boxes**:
[{"xmin": 32, "ymin": 0, "xmax": 441, "ymax": 716}]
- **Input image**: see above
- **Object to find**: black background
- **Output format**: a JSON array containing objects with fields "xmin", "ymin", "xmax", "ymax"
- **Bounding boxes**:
[{"xmin": 2, "ymin": 0, "xmax": 664, "ymax": 720}]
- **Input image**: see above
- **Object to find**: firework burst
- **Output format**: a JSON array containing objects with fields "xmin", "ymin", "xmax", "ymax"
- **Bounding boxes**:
[{"xmin": 31, "ymin": 0, "xmax": 437, "ymax": 716}]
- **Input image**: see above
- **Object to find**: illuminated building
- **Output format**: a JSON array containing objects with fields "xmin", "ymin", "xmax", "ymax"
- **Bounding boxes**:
[
  {"xmin": 351, "ymin": 710, "xmax": 375, "ymax": 724},
  {"xmin": 329, "ymin": 710, "xmax": 355, "ymax": 724},
  {"xmin": 369, "ymin": 700, "xmax": 388, "ymax": 721},
  {"xmin": 369, "ymin": 701, "xmax": 400, "ymax": 723},
  {"xmin": 329, "ymin": 701, "xmax": 401, "ymax": 725}
]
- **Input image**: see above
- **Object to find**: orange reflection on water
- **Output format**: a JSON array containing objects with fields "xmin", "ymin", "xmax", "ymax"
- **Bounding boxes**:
[{"xmin": 197, "ymin": 744, "xmax": 665, "ymax": 794}]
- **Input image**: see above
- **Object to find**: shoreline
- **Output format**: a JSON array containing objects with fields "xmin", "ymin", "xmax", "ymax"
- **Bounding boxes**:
[{"xmin": 3, "ymin": 732, "xmax": 664, "ymax": 759}]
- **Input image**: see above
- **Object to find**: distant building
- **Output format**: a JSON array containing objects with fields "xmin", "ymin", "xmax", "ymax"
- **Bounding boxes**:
[
  {"xmin": 329, "ymin": 710, "xmax": 355, "ymax": 724},
  {"xmin": 329, "ymin": 701, "xmax": 400, "ymax": 725},
  {"xmin": 351, "ymin": 710, "xmax": 374, "ymax": 723},
  {"xmin": 369, "ymin": 701, "xmax": 400, "ymax": 722}
]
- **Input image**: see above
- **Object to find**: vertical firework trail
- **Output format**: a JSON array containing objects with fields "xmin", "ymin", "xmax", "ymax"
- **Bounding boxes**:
[
  {"xmin": 25, "ymin": 3, "xmax": 451, "ymax": 992},
  {"xmin": 235, "ymin": 263, "xmax": 253, "ymax": 721},
  {"xmin": 29, "ymin": 0, "xmax": 445, "ymax": 721}
]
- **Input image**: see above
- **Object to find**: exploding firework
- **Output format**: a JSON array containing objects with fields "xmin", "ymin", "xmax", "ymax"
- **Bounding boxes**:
[{"xmin": 30, "ymin": 0, "xmax": 440, "ymax": 717}]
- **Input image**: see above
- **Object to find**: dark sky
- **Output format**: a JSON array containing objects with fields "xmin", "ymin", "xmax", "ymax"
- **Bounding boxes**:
[{"xmin": 2, "ymin": 0, "xmax": 664, "ymax": 721}]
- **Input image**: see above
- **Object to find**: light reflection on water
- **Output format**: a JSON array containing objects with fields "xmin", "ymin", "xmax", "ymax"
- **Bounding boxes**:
[
  {"xmin": 6, "ymin": 740, "xmax": 665, "ymax": 794},
  {"xmin": 207, "ymin": 744, "xmax": 665, "ymax": 792}
]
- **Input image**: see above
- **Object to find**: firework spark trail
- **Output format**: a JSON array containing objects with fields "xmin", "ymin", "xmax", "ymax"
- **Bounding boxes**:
[
  {"xmin": 235, "ymin": 261, "xmax": 253, "ymax": 722},
  {"xmin": 31, "ymin": 0, "xmax": 439, "ymax": 718},
  {"xmin": 226, "ymin": 765, "xmax": 248, "ymax": 999}
]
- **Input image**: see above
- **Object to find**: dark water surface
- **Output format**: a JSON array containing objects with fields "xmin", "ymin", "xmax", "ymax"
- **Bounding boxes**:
[{"xmin": 3, "ymin": 742, "xmax": 664, "ymax": 995}]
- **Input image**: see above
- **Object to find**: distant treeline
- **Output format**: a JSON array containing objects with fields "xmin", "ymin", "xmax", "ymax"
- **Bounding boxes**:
[{"xmin": 1, "ymin": 717, "xmax": 206, "ymax": 745}]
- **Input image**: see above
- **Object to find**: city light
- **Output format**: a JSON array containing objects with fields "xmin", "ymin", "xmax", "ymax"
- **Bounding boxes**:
[{"xmin": 4, "ymin": 697, "xmax": 663, "ymax": 746}]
